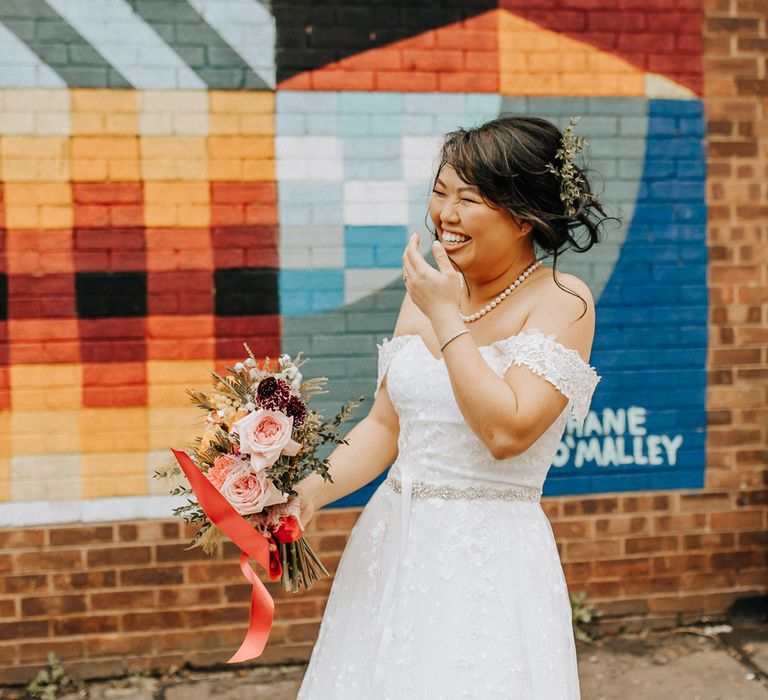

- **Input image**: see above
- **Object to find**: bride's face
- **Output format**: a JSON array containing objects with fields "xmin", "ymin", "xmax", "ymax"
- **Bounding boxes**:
[{"xmin": 428, "ymin": 164, "xmax": 529, "ymax": 275}]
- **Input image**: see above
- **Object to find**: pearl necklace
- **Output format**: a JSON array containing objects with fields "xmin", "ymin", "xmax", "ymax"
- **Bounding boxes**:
[{"xmin": 459, "ymin": 259, "xmax": 542, "ymax": 323}]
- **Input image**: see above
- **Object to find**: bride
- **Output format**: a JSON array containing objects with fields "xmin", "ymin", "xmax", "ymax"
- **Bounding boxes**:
[{"xmin": 294, "ymin": 115, "xmax": 611, "ymax": 699}]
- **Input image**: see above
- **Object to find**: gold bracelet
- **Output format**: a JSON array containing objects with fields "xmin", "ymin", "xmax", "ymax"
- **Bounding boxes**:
[{"xmin": 440, "ymin": 328, "xmax": 471, "ymax": 352}]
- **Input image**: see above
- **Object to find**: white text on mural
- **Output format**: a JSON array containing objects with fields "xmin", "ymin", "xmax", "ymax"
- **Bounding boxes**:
[{"xmin": 553, "ymin": 407, "xmax": 684, "ymax": 469}]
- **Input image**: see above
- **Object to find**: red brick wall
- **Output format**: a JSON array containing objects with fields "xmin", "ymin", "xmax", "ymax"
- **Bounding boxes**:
[{"xmin": 1, "ymin": 0, "xmax": 767, "ymax": 687}]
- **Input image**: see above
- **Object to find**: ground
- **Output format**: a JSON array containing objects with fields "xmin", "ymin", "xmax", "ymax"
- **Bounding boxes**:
[{"xmin": 3, "ymin": 600, "xmax": 766, "ymax": 699}]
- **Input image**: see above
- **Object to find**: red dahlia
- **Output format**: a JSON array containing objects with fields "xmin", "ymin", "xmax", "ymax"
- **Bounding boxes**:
[
  {"xmin": 256, "ymin": 376, "xmax": 291, "ymax": 411},
  {"xmin": 285, "ymin": 394, "xmax": 308, "ymax": 427}
]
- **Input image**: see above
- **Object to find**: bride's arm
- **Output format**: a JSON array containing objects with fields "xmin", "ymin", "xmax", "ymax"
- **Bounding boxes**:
[
  {"xmin": 403, "ymin": 238, "xmax": 595, "ymax": 461},
  {"xmin": 296, "ymin": 389, "xmax": 399, "ymax": 515}
]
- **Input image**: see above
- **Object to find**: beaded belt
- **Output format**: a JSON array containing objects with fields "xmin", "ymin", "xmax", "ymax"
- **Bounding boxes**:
[{"xmin": 385, "ymin": 474, "xmax": 541, "ymax": 502}]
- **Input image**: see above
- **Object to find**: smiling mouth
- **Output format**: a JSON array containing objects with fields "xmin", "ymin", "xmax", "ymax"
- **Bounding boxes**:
[{"xmin": 441, "ymin": 231, "xmax": 472, "ymax": 250}]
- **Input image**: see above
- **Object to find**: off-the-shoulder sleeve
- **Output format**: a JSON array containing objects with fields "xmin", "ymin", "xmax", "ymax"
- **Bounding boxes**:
[
  {"xmin": 375, "ymin": 335, "xmax": 412, "ymax": 399},
  {"xmin": 493, "ymin": 329, "xmax": 601, "ymax": 426}
]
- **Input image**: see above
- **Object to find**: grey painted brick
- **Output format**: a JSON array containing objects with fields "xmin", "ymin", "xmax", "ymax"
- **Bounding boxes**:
[
  {"xmin": 528, "ymin": 97, "xmax": 589, "ymax": 115},
  {"xmin": 149, "ymin": 22, "xmax": 176, "ymax": 42},
  {"xmin": 37, "ymin": 45, "xmax": 68, "ymax": 65},
  {"xmin": 67, "ymin": 44, "xmax": 107, "ymax": 66},
  {"xmin": 0, "ymin": 0, "xmax": 41, "ymax": 17},
  {"xmin": 345, "ymin": 356, "xmax": 377, "ymax": 377},
  {"xmin": 582, "ymin": 116, "xmax": 620, "ymax": 137},
  {"xmin": 182, "ymin": 47, "xmax": 206, "ymax": 68},
  {"xmin": 587, "ymin": 98, "xmax": 647, "ymax": 116},
  {"xmin": 133, "ymin": 1, "xmax": 188, "ymax": 22},
  {"xmin": 374, "ymin": 288, "xmax": 405, "ymax": 310},
  {"xmin": 3, "ymin": 19, "xmax": 35, "ymax": 39},
  {"xmin": 64, "ymin": 66, "xmax": 111, "ymax": 87},
  {"xmin": 283, "ymin": 314, "xmax": 347, "ymax": 334},
  {"xmin": 312, "ymin": 334, "xmax": 375, "ymax": 355},
  {"xmin": 345, "ymin": 312, "xmax": 397, "ymax": 333}
]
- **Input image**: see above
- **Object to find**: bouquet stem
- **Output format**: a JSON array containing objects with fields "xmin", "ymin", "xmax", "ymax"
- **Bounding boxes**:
[{"xmin": 277, "ymin": 536, "xmax": 329, "ymax": 592}]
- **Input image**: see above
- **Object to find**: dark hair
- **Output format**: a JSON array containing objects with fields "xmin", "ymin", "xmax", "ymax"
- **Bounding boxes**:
[{"xmin": 429, "ymin": 115, "xmax": 620, "ymax": 320}]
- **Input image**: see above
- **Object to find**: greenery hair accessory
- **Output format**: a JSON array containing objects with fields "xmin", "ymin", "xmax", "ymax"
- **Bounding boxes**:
[{"xmin": 545, "ymin": 115, "xmax": 599, "ymax": 217}]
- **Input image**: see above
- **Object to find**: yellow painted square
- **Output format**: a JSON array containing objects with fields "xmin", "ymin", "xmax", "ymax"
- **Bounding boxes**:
[
  {"xmin": 139, "ymin": 90, "xmax": 208, "ymax": 137},
  {"xmin": 0, "ymin": 89, "xmax": 70, "ymax": 136},
  {"xmin": 147, "ymin": 360, "xmax": 215, "ymax": 407},
  {"xmin": 11, "ymin": 453, "xmax": 82, "ymax": 501},
  {"xmin": 147, "ymin": 449, "xmax": 186, "ymax": 496},
  {"xmin": 71, "ymin": 89, "xmax": 138, "ymax": 135},
  {"xmin": 3, "ymin": 182, "xmax": 73, "ymax": 229},
  {"xmin": 209, "ymin": 91, "xmax": 274, "ymax": 136},
  {"xmin": 148, "ymin": 406, "xmax": 205, "ymax": 450},
  {"xmin": 0, "ymin": 465, "xmax": 9, "ymax": 501},
  {"xmin": 140, "ymin": 137, "xmax": 207, "ymax": 181},
  {"xmin": 0, "ymin": 412, "xmax": 9, "ymax": 501},
  {"xmin": 1, "ymin": 136, "xmax": 70, "ymax": 181},
  {"xmin": 143, "ymin": 181, "xmax": 210, "ymax": 227},
  {"xmin": 79, "ymin": 407, "xmax": 148, "ymax": 454},
  {"xmin": 81, "ymin": 452, "xmax": 147, "ymax": 498},
  {"xmin": 208, "ymin": 136, "xmax": 274, "ymax": 181},
  {"xmin": 71, "ymin": 135, "xmax": 140, "ymax": 182},
  {"xmin": 10, "ymin": 363, "xmax": 82, "ymax": 411},
  {"xmin": 10, "ymin": 410, "xmax": 81, "ymax": 455}
]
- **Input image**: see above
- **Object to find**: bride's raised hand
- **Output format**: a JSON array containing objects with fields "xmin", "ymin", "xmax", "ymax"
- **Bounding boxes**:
[{"xmin": 402, "ymin": 233, "xmax": 462, "ymax": 323}]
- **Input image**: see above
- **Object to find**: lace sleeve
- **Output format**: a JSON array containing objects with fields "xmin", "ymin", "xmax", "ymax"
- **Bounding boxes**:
[
  {"xmin": 375, "ymin": 335, "xmax": 409, "ymax": 399},
  {"xmin": 494, "ymin": 328, "xmax": 601, "ymax": 426}
]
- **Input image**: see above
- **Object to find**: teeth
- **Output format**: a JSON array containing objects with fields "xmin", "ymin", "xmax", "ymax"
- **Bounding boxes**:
[{"xmin": 443, "ymin": 233, "xmax": 469, "ymax": 244}]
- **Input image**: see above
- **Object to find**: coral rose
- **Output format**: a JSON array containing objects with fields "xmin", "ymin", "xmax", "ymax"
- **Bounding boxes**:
[
  {"xmin": 231, "ymin": 409, "xmax": 302, "ymax": 471},
  {"xmin": 217, "ymin": 460, "xmax": 288, "ymax": 516},
  {"xmin": 206, "ymin": 453, "xmax": 239, "ymax": 490}
]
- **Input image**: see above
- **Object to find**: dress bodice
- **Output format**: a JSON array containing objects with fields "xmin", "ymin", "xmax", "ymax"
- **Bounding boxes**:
[{"xmin": 376, "ymin": 328, "xmax": 602, "ymax": 492}]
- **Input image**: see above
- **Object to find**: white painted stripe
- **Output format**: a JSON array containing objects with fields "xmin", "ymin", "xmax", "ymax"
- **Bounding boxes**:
[
  {"xmin": 45, "ymin": 0, "xmax": 206, "ymax": 89},
  {"xmin": 0, "ymin": 23, "xmax": 66, "ymax": 88},
  {"xmin": 645, "ymin": 73, "xmax": 697, "ymax": 100},
  {"xmin": 0, "ymin": 494, "xmax": 188, "ymax": 528},
  {"xmin": 187, "ymin": 0, "xmax": 276, "ymax": 88}
]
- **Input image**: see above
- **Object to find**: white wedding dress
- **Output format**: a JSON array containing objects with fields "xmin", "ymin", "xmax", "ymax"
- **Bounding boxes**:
[{"xmin": 297, "ymin": 327, "xmax": 601, "ymax": 699}]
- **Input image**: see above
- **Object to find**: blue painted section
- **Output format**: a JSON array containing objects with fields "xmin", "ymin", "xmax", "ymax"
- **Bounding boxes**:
[
  {"xmin": 345, "ymin": 225, "xmax": 409, "ymax": 268},
  {"xmin": 538, "ymin": 98, "xmax": 708, "ymax": 498},
  {"xmin": 279, "ymin": 269, "xmax": 345, "ymax": 315}
]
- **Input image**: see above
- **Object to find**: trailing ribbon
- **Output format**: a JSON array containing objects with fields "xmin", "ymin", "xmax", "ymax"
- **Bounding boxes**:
[{"xmin": 171, "ymin": 448, "xmax": 281, "ymax": 663}]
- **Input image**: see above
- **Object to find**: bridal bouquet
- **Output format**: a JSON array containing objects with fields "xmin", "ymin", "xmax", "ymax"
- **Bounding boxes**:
[{"xmin": 155, "ymin": 344, "xmax": 363, "ymax": 662}]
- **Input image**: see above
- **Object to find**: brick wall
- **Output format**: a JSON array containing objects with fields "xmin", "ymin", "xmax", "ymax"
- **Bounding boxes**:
[{"xmin": 1, "ymin": 0, "xmax": 767, "ymax": 686}]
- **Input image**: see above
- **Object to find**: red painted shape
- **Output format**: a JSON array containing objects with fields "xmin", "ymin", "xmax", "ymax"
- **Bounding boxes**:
[
  {"xmin": 82, "ymin": 361, "xmax": 148, "ymax": 407},
  {"xmin": 214, "ymin": 315, "xmax": 281, "ymax": 366},
  {"xmin": 499, "ymin": 0, "xmax": 703, "ymax": 95},
  {"xmin": 278, "ymin": 11, "xmax": 500, "ymax": 93}
]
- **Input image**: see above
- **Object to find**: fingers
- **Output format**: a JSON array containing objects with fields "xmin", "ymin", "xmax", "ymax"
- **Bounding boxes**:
[{"xmin": 431, "ymin": 239, "xmax": 454, "ymax": 275}]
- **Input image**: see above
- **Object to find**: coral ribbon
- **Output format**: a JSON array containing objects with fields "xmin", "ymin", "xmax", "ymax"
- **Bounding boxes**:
[{"xmin": 171, "ymin": 448, "xmax": 280, "ymax": 663}]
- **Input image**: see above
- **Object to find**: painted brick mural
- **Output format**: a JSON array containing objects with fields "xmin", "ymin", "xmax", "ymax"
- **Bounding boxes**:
[
  {"xmin": 0, "ymin": 0, "xmax": 709, "ymax": 514},
  {"xmin": 1, "ymin": 0, "xmax": 767, "ymax": 684}
]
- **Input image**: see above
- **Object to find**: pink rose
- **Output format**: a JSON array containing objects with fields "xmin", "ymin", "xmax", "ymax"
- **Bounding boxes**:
[
  {"xmin": 230, "ymin": 409, "xmax": 302, "ymax": 471},
  {"xmin": 218, "ymin": 461, "xmax": 288, "ymax": 516},
  {"xmin": 206, "ymin": 454, "xmax": 239, "ymax": 490}
]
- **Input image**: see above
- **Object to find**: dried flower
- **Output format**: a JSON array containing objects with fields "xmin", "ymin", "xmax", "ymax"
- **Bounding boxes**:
[{"xmin": 545, "ymin": 116, "xmax": 600, "ymax": 217}]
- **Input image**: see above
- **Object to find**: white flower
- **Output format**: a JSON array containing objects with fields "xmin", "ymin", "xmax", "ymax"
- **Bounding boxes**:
[
  {"xmin": 235, "ymin": 362, "xmax": 244, "ymax": 372},
  {"xmin": 278, "ymin": 353, "xmax": 292, "ymax": 368},
  {"xmin": 245, "ymin": 358, "xmax": 256, "ymax": 368},
  {"xmin": 249, "ymin": 368, "xmax": 259, "ymax": 379},
  {"xmin": 245, "ymin": 402, "xmax": 255, "ymax": 412}
]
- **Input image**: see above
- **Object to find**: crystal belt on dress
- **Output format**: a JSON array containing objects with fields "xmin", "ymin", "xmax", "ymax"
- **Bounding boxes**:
[{"xmin": 385, "ymin": 473, "xmax": 542, "ymax": 502}]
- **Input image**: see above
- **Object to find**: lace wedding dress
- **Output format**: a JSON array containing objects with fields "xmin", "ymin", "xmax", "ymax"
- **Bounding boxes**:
[{"xmin": 297, "ymin": 327, "xmax": 601, "ymax": 699}]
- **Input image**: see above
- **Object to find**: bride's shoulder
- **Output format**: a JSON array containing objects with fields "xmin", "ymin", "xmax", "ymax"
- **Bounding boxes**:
[{"xmin": 533, "ymin": 267, "xmax": 595, "ymax": 316}]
